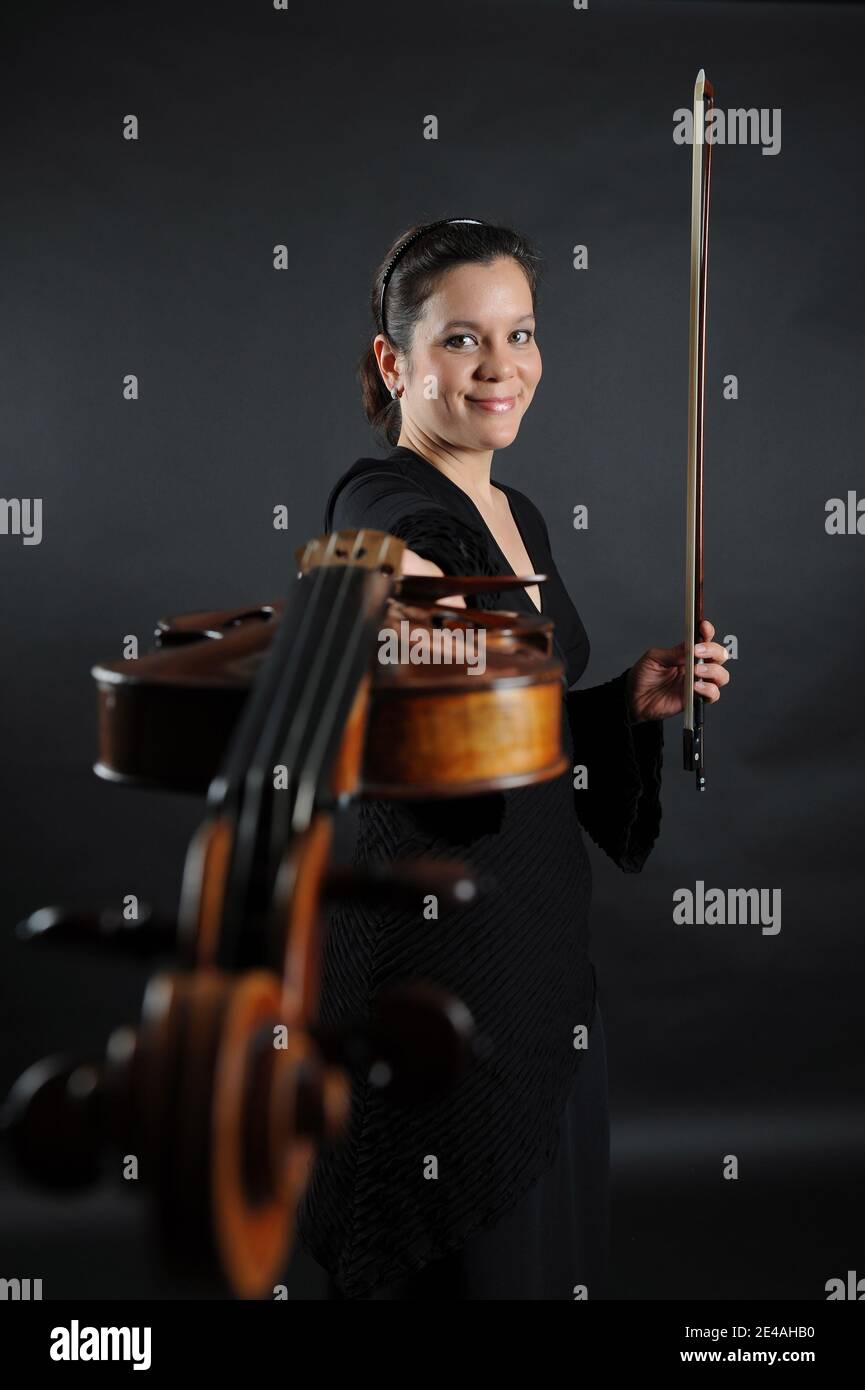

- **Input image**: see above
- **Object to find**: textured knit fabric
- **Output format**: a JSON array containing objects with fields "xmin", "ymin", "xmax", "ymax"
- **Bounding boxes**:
[
  {"xmin": 335, "ymin": 999, "xmax": 610, "ymax": 1301},
  {"xmin": 295, "ymin": 445, "xmax": 664, "ymax": 1298}
]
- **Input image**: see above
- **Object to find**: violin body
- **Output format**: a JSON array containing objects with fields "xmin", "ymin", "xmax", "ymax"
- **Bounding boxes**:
[
  {"xmin": 6, "ymin": 528, "xmax": 569, "ymax": 1298},
  {"xmin": 93, "ymin": 595, "xmax": 568, "ymax": 798}
]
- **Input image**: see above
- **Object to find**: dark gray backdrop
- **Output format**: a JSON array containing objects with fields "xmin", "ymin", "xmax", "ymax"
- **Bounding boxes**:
[{"xmin": 2, "ymin": 0, "xmax": 862, "ymax": 1299}]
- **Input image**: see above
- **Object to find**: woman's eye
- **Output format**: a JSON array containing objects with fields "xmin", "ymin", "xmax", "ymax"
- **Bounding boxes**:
[{"xmin": 443, "ymin": 330, "xmax": 534, "ymax": 348}]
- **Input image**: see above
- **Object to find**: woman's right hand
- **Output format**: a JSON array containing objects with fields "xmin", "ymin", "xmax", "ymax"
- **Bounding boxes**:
[{"xmin": 400, "ymin": 547, "xmax": 466, "ymax": 608}]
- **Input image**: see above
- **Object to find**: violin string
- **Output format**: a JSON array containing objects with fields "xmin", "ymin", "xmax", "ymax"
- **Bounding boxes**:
[
  {"xmin": 291, "ymin": 530, "xmax": 398, "ymax": 833},
  {"xmin": 221, "ymin": 534, "xmax": 356, "ymax": 943},
  {"xmin": 264, "ymin": 530, "xmax": 384, "ymax": 822},
  {"xmin": 229, "ymin": 532, "xmax": 392, "ymax": 944}
]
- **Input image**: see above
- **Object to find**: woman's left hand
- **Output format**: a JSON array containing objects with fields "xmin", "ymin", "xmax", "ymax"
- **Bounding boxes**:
[{"xmin": 625, "ymin": 618, "xmax": 731, "ymax": 723}]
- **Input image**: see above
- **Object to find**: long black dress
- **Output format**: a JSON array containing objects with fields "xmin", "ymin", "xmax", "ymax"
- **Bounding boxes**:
[{"xmin": 295, "ymin": 444, "xmax": 664, "ymax": 1299}]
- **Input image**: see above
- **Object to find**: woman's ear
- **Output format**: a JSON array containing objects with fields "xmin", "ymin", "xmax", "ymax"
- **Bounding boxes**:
[{"xmin": 373, "ymin": 333, "xmax": 400, "ymax": 392}]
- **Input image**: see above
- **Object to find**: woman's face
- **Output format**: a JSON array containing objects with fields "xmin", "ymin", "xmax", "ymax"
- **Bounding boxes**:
[{"xmin": 386, "ymin": 255, "xmax": 542, "ymax": 451}]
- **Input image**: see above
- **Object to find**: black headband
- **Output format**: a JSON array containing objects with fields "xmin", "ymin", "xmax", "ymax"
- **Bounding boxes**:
[{"xmin": 379, "ymin": 218, "xmax": 485, "ymax": 336}]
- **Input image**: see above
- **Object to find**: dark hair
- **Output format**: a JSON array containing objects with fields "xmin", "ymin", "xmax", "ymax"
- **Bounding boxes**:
[{"xmin": 359, "ymin": 219, "xmax": 544, "ymax": 446}]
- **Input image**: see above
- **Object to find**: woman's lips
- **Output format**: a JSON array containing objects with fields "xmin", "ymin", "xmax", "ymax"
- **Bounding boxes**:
[{"xmin": 466, "ymin": 395, "xmax": 516, "ymax": 413}]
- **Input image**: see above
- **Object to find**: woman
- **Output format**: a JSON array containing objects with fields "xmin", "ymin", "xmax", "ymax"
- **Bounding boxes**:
[{"xmin": 296, "ymin": 218, "xmax": 730, "ymax": 1300}]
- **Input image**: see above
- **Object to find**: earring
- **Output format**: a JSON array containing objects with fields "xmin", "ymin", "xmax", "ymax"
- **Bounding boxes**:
[{"xmin": 390, "ymin": 387, "xmax": 400, "ymax": 400}]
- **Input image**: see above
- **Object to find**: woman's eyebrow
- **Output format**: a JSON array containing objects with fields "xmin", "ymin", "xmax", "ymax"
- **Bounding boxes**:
[{"xmin": 439, "ymin": 313, "xmax": 536, "ymax": 331}]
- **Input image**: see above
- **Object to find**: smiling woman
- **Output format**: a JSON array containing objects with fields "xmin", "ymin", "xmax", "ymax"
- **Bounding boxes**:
[
  {"xmin": 296, "ymin": 218, "xmax": 726, "ymax": 1301},
  {"xmin": 363, "ymin": 220, "xmax": 547, "ymax": 611}
]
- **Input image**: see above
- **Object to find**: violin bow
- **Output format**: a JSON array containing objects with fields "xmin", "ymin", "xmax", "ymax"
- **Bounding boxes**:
[{"xmin": 683, "ymin": 67, "xmax": 714, "ymax": 792}]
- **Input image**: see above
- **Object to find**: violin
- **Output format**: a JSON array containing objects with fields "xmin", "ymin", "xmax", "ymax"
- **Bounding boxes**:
[{"xmin": 4, "ymin": 528, "xmax": 569, "ymax": 1297}]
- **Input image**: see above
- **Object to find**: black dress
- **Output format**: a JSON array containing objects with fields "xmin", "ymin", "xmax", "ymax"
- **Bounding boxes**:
[{"xmin": 295, "ymin": 445, "xmax": 664, "ymax": 1300}]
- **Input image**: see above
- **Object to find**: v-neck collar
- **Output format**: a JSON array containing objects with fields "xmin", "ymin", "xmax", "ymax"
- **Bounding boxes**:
[{"xmin": 387, "ymin": 446, "xmax": 544, "ymax": 616}]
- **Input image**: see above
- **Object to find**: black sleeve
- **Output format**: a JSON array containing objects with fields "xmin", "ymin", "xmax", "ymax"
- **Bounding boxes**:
[
  {"xmin": 566, "ymin": 668, "xmax": 664, "ymax": 873},
  {"xmin": 331, "ymin": 472, "xmax": 499, "ymax": 593},
  {"xmin": 525, "ymin": 501, "xmax": 663, "ymax": 869}
]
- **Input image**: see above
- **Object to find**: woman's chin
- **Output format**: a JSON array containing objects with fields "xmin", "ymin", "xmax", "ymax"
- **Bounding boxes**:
[{"xmin": 465, "ymin": 414, "xmax": 522, "ymax": 448}]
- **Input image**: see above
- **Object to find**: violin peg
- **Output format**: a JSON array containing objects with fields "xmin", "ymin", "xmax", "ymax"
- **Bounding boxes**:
[
  {"xmin": 324, "ymin": 859, "xmax": 484, "ymax": 910},
  {"xmin": 367, "ymin": 982, "xmax": 479, "ymax": 1104},
  {"xmin": 310, "ymin": 982, "xmax": 481, "ymax": 1107},
  {"xmin": 16, "ymin": 904, "xmax": 177, "ymax": 957},
  {"xmin": 1, "ymin": 1055, "xmax": 103, "ymax": 1189}
]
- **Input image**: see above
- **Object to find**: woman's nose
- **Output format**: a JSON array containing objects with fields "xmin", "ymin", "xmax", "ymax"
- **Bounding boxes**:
[{"xmin": 474, "ymin": 351, "xmax": 518, "ymax": 380}]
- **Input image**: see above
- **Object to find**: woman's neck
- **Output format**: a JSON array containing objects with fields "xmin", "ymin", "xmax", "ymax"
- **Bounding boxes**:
[{"xmin": 396, "ymin": 427, "xmax": 498, "ymax": 506}]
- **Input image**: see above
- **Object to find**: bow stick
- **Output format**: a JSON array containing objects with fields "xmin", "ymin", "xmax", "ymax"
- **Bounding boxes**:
[{"xmin": 683, "ymin": 67, "xmax": 714, "ymax": 791}]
